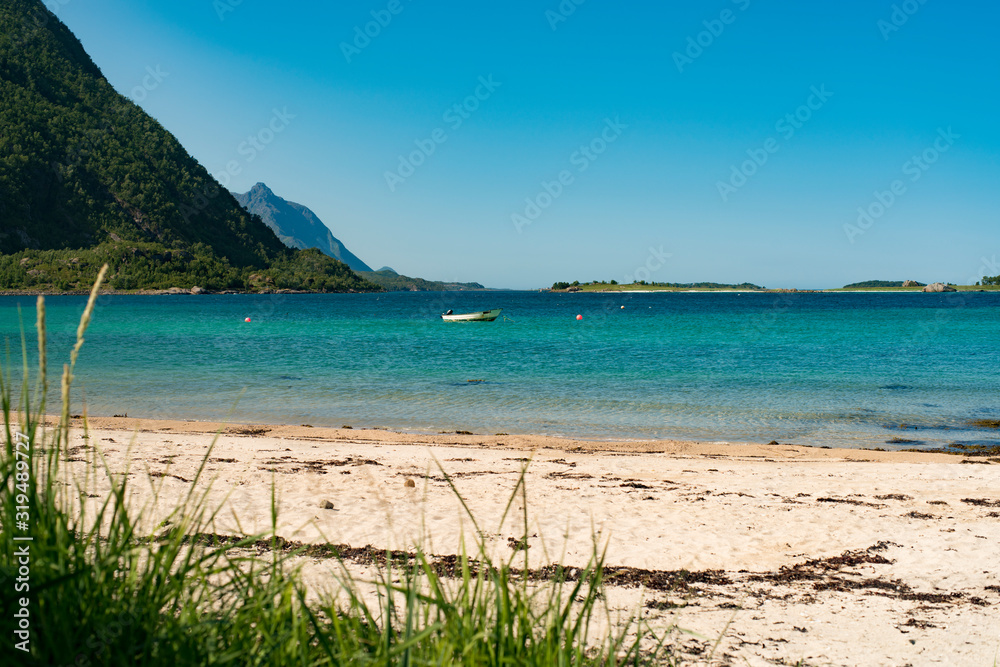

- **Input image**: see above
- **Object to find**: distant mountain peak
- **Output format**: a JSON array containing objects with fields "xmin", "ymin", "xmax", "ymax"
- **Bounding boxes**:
[{"xmin": 233, "ymin": 183, "xmax": 373, "ymax": 273}]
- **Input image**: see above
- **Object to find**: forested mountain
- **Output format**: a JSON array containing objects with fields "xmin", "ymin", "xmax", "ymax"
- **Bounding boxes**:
[{"xmin": 0, "ymin": 0, "xmax": 378, "ymax": 292}]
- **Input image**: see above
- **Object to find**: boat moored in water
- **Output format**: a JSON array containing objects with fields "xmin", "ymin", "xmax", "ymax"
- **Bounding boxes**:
[{"xmin": 441, "ymin": 308, "xmax": 502, "ymax": 322}]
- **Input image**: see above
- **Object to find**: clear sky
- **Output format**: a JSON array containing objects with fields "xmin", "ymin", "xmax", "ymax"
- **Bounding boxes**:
[{"xmin": 52, "ymin": 0, "xmax": 999, "ymax": 289}]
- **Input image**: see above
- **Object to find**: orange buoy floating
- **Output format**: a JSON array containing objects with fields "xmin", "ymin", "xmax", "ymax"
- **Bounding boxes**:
[
  {"xmin": 244, "ymin": 317, "xmax": 251, "ymax": 322},
  {"xmin": 576, "ymin": 314, "xmax": 583, "ymax": 320}
]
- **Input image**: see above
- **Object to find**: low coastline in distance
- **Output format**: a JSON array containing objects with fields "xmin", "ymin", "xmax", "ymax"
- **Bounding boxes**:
[
  {"xmin": 548, "ymin": 278, "xmax": 1000, "ymax": 293},
  {"xmin": 5, "ymin": 276, "xmax": 1000, "ymax": 297}
]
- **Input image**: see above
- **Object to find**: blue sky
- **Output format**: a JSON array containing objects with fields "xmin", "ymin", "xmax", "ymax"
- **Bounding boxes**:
[{"xmin": 53, "ymin": 0, "xmax": 999, "ymax": 288}]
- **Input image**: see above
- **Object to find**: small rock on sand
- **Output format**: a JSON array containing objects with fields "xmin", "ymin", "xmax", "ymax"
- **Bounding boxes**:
[{"xmin": 320, "ymin": 500, "xmax": 334, "ymax": 509}]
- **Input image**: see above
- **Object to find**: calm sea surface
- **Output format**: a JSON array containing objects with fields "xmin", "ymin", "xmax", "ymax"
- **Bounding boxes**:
[{"xmin": 2, "ymin": 291, "xmax": 998, "ymax": 450}]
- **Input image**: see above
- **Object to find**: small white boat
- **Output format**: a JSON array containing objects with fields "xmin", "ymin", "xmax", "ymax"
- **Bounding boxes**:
[{"xmin": 441, "ymin": 308, "xmax": 502, "ymax": 322}]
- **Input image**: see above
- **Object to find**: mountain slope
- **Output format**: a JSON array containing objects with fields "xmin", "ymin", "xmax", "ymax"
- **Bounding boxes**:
[
  {"xmin": 233, "ymin": 183, "xmax": 373, "ymax": 272},
  {"xmin": 0, "ymin": 0, "xmax": 378, "ymax": 292}
]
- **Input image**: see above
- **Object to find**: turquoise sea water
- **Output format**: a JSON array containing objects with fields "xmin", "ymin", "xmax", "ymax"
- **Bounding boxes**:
[{"xmin": 2, "ymin": 291, "xmax": 998, "ymax": 450}]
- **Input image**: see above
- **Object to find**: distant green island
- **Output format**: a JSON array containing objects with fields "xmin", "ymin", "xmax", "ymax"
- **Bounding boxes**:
[
  {"xmin": 842, "ymin": 280, "xmax": 925, "ymax": 289},
  {"xmin": 550, "ymin": 278, "xmax": 1000, "ymax": 293},
  {"xmin": 832, "ymin": 278, "xmax": 999, "ymax": 291},
  {"xmin": 550, "ymin": 280, "xmax": 765, "ymax": 292}
]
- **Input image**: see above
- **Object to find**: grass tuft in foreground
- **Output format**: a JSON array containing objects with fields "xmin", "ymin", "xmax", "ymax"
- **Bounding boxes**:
[{"xmin": 1, "ymin": 266, "xmax": 672, "ymax": 666}]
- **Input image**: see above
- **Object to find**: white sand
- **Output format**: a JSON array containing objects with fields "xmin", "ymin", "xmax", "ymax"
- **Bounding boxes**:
[{"xmin": 54, "ymin": 417, "xmax": 1000, "ymax": 666}]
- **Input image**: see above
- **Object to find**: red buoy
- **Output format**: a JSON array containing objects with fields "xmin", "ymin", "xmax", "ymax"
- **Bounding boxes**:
[{"xmin": 576, "ymin": 314, "xmax": 583, "ymax": 320}]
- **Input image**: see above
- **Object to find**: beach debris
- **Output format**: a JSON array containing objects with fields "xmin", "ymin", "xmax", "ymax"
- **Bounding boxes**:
[
  {"xmin": 817, "ymin": 496, "xmax": 886, "ymax": 508},
  {"xmin": 961, "ymin": 498, "xmax": 1000, "ymax": 507},
  {"xmin": 320, "ymin": 500, "xmax": 334, "ymax": 510},
  {"xmin": 404, "ymin": 478, "xmax": 416, "ymax": 488},
  {"xmin": 227, "ymin": 426, "xmax": 270, "ymax": 436},
  {"xmin": 507, "ymin": 536, "xmax": 530, "ymax": 551},
  {"xmin": 644, "ymin": 599, "xmax": 686, "ymax": 610}
]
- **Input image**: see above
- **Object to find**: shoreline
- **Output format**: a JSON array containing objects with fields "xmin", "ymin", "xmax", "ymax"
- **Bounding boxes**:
[{"xmin": 46, "ymin": 414, "xmax": 975, "ymax": 463}]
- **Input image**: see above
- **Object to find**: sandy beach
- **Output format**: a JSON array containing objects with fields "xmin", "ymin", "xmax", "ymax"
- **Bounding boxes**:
[{"xmin": 53, "ymin": 416, "xmax": 1000, "ymax": 666}]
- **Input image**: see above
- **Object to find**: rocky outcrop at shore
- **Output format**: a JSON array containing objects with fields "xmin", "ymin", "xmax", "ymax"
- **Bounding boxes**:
[{"xmin": 922, "ymin": 282, "xmax": 957, "ymax": 293}]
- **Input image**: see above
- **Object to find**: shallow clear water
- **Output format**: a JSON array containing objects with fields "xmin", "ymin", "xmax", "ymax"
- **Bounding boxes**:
[{"xmin": 2, "ymin": 290, "xmax": 998, "ymax": 450}]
